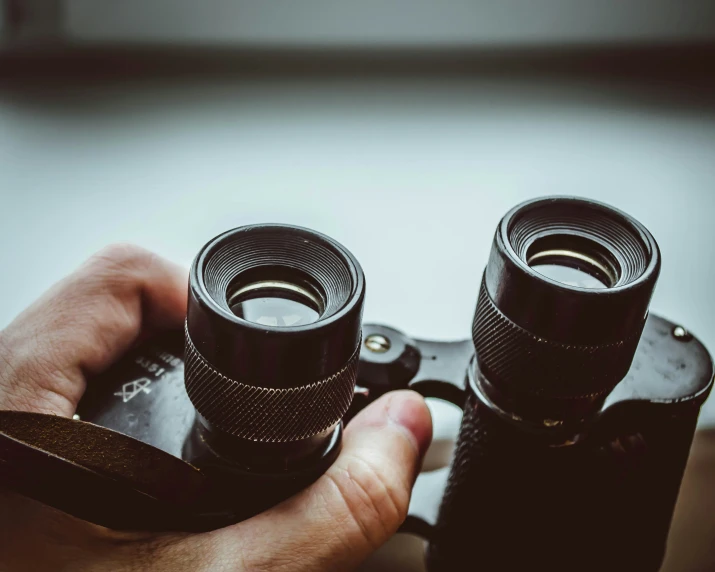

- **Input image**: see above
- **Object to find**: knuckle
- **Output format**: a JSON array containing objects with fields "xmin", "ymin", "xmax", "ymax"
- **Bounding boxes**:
[
  {"xmin": 0, "ymin": 331, "xmax": 74, "ymax": 414},
  {"xmin": 327, "ymin": 454, "xmax": 410, "ymax": 550},
  {"xmin": 87, "ymin": 243, "xmax": 153, "ymax": 275},
  {"xmin": 82, "ymin": 243, "xmax": 156, "ymax": 300}
]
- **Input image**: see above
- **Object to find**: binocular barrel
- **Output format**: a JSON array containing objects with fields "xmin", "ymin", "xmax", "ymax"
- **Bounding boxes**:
[
  {"xmin": 474, "ymin": 196, "xmax": 660, "ymax": 421},
  {"xmin": 182, "ymin": 225, "xmax": 365, "ymax": 510},
  {"xmin": 428, "ymin": 197, "xmax": 668, "ymax": 571}
]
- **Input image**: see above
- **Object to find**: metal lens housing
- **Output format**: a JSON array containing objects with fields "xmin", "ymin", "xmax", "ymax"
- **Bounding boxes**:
[
  {"xmin": 185, "ymin": 225, "xmax": 365, "ymax": 446},
  {"xmin": 473, "ymin": 197, "xmax": 660, "ymax": 416}
]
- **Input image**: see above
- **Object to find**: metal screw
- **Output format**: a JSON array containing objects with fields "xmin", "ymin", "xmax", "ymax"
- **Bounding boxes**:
[
  {"xmin": 72, "ymin": 414, "xmax": 81, "ymax": 420},
  {"xmin": 672, "ymin": 326, "xmax": 693, "ymax": 342},
  {"xmin": 365, "ymin": 334, "xmax": 391, "ymax": 353}
]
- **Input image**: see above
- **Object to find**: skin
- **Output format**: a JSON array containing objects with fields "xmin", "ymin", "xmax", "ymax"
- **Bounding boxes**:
[{"xmin": 0, "ymin": 244, "xmax": 433, "ymax": 571}]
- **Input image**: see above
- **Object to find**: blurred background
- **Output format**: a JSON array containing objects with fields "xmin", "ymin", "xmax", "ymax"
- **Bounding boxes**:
[{"xmin": 1, "ymin": 2, "xmax": 715, "ymax": 570}]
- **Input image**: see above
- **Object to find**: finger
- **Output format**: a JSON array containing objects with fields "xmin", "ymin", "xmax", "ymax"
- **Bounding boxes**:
[
  {"xmin": 0, "ymin": 244, "xmax": 187, "ymax": 416},
  {"xmin": 205, "ymin": 390, "xmax": 432, "ymax": 572}
]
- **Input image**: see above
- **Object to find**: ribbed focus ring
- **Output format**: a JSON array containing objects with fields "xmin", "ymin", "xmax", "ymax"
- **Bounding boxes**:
[
  {"xmin": 508, "ymin": 208, "xmax": 649, "ymax": 286},
  {"xmin": 472, "ymin": 279, "xmax": 639, "ymax": 398},
  {"xmin": 203, "ymin": 232, "xmax": 353, "ymax": 318},
  {"xmin": 184, "ymin": 326, "xmax": 359, "ymax": 443}
]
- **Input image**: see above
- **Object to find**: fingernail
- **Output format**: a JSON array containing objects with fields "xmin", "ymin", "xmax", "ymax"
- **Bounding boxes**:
[{"xmin": 387, "ymin": 391, "xmax": 433, "ymax": 457}]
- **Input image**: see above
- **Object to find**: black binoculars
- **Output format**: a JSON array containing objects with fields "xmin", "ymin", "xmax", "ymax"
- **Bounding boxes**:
[{"xmin": 1, "ymin": 196, "xmax": 712, "ymax": 571}]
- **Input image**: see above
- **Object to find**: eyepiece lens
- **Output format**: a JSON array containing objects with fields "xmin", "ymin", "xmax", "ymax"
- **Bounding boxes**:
[
  {"xmin": 529, "ymin": 256, "xmax": 609, "ymax": 290},
  {"xmin": 229, "ymin": 280, "xmax": 323, "ymax": 327},
  {"xmin": 526, "ymin": 235, "xmax": 618, "ymax": 290}
]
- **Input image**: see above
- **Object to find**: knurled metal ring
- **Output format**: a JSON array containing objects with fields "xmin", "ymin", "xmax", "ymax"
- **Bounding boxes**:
[
  {"xmin": 184, "ymin": 324, "xmax": 359, "ymax": 443},
  {"xmin": 472, "ymin": 279, "xmax": 639, "ymax": 399}
]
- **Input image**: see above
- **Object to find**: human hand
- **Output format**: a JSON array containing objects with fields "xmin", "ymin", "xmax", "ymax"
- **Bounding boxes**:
[{"xmin": 0, "ymin": 244, "xmax": 432, "ymax": 571}]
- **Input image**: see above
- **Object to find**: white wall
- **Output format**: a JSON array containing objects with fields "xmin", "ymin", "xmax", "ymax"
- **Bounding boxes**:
[{"xmin": 57, "ymin": 0, "xmax": 715, "ymax": 47}]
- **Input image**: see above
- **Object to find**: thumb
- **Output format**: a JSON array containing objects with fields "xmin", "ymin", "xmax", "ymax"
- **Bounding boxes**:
[{"xmin": 209, "ymin": 390, "xmax": 432, "ymax": 571}]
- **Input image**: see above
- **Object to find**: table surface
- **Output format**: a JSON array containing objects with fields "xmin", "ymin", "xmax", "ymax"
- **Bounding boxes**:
[{"xmin": 1, "ymin": 67, "xmax": 715, "ymax": 570}]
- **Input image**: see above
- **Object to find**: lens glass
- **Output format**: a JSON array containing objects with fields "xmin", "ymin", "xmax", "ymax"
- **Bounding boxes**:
[
  {"xmin": 526, "ymin": 235, "xmax": 619, "ymax": 290},
  {"xmin": 229, "ymin": 280, "xmax": 323, "ymax": 327},
  {"xmin": 530, "ymin": 260, "xmax": 608, "ymax": 289}
]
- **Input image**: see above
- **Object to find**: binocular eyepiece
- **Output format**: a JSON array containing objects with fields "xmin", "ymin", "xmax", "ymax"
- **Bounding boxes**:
[
  {"xmin": 185, "ymin": 197, "xmax": 660, "ymax": 463},
  {"xmin": 184, "ymin": 225, "xmax": 365, "ymax": 470},
  {"xmin": 474, "ymin": 197, "xmax": 660, "ymax": 423}
]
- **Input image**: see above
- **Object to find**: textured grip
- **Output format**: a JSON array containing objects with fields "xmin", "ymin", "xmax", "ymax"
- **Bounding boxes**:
[
  {"xmin": 184, "ymin": 326, "xmax": 359, "ymax": 443},
  {"xmin": 473, "ymin": 279, "xmax": 640, "ymax": 398},
  {"xmin": 426, "ymin": 393, "xmax": 691, "ymax": 572}
]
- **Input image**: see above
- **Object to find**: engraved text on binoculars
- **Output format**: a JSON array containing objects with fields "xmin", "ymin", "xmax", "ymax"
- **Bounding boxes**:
[{"xmin": 113, "ymin": 350, "xmax": 182, "ymax": 403}]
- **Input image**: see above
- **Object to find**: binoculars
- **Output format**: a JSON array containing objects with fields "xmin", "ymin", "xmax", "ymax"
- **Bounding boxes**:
[{"xmin": 1, "ymin": 196, "xmax": 712, "ymax": 571}]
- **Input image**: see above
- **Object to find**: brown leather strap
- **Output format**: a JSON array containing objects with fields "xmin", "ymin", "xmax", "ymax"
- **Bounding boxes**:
[{"xmin": 0, "ymin": 411, "xmax": 218, "ymax": 531}]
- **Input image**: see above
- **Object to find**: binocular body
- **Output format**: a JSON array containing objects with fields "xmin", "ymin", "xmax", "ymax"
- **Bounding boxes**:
[
  {"xmin": 1, "ymin": 197, "xmax": 712, "ymax": 571},
  {"xmin": 67, "ymin": 312, "xmax": 711, "ymax": 572}
]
